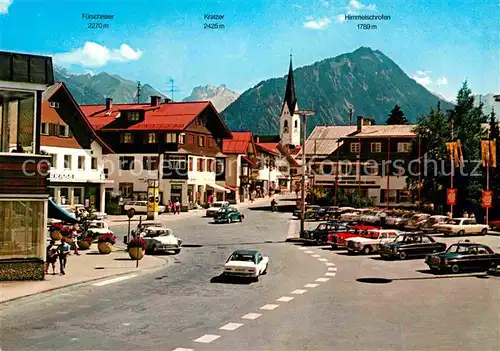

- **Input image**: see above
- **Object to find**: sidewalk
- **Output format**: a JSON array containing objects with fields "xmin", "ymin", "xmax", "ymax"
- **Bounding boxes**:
[
  {"xmin": 106, "ymin": 195, "xmax": 278, "ymax": 226},
  {"xmin": 0, "ymin": 247, "xmax": 167, "ymax": 304}
]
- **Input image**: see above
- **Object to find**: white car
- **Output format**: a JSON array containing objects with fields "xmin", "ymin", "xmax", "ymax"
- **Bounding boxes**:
[
  {"xmin": 405, "ymin": 213, "xmax": 431, "ymax": 230},
  {"xmin": 346, "ymin": 229, "xmax": 401, "ymax": 254},
  {"xmin": 86, "ymin": 220, "xmax": 114, "ymax": 237},
  {"xmin": 206, "ymin": 201, "xmax": 229, "ymax": 217},
  {"xmin": 436, "ymin": 218, "xmax": 488, "ymax": 236},
  {"xmin": 124, "ymin": 201, "xmax": 166, "ymax": 215},
  {"xmin": 139, "ymin": 225, "xmax": 182, "ymax": 254},
  {"xmin": 362, "ymin": 211, "xmax": 387, "ymax": 224},
  {"xmin": 341, "ymin": 209, "xmax": 370, "ymax": 223},
  {"xmin": 223, "ymin": 250, "xmax": 269, "ymax": 281},
  {"xmin": 421, "ymin": 215, "xmax": 449, "ymax": 234},
  {"xmin": 386, "ymin": 212, "xmax": 414, "ymax": 227}
]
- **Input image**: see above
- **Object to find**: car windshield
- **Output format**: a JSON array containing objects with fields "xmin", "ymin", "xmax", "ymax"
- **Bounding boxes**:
[
  {"xmin": 395, "ymin": 235, "xmax": 413, "ymax": 242},
  {"xmin": 89, "ymin": 222, "xmax": 104, "ymax": 229},
  {"xmin": 229, "ymin": 254, "xmax": 255, "ymax": 263},
  {"xmin": 445, "ymin": 219, "xmax": 461, "ymax": 225},
  {"xmin": 446, "ymin": 244, "xmax": 473, "ymax": 253}
]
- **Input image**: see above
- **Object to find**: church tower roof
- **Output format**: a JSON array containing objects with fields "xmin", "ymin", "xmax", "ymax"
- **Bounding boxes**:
[{"xmin": 282, "ymin": 54, "xmax": 297, "ymax": 116}]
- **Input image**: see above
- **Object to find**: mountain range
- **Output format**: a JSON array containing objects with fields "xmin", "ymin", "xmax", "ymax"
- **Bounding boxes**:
[
  {"xmin": 182, "ymin": 85, "xmax": 240, "ymax": 112},
  {"xmin": 474, "ymin": 93, "xmax": 499, "ymax": 116},
  {"xmin": 222, "ymin": 47, "xmax": 455, "ymax": 134}
]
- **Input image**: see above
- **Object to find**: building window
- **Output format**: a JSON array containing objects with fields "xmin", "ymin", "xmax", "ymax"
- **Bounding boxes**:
[
  {"xmin": 168, "ymin": 155, "xmax": 186, "ymax": 170},
  {"xmin": 370, "ymin": 142, "xmax": 381, "ymax": 153},
  {"xmin": 197, "ymin": 158, "xmax": 204, "ymax": 172},
  {"xmin": 63, "ymin": 155, "xmax": 72, "ymax": 170},
  {"xmin": 398, "ymin": 190, "xmax": 411, "ymax": 203},
  {"xmin": 145, "ymin": 133, "xmax": 158, "ymax": 144},
  {"xmin": 165, "ymin": 133, "xmax": 176, "ymax": 143},
  {"xmin": 41, "ymin": 123, "xmax": 49, "ymax": 135},
  {"xmin": 283, "ymin": 120, "xmax": 289, "ymax": 133},
  {"xmin": 0, "ymin": 200, "xmax": 45, "ymax": 260},
  {"xmin": 290, "ymin": 168, "xmax": 298, "ymax": 176},
  {"xmin": 381, "ymin": 189, "xmax": 397, "ymax": 203},
  {"xmin": 208, "ymin": 159, "xmax": 215, "ymax": 172},
  {"xmin": 73, "ymin": 188, "xmax": 83, "ymax": 205},
  {"xmin": 398, "ymin": 142, "xmax": 412, "ymax": 153},
  {"xmin": 91, "ymin": 157, "xmax": 98, "ymax": 170},
  {"xmin": 179, "ymin": 134, "xmax": 185, "ymax": 144},
  {"xmin": 119, "ymin": 156, "xmax": 135, "ymax": 170},
  {"xmin": 189, "ymin": 134, "xmax": 195, "ymax": 144},
  {"xmin": 120, "ymin": 133, "xmax": 134, "ymax": 144},
  {"xmin": 126, "ymin": 111, "xmax": 140, "ymax": 122},
  {"xmin": 59, "ymin": 188, "xmax": 69, "ymax": 204},
  {"xmin": 119, "ymin": 183, "xmax": 134, "ymax": 198},
  {"xmin": 189, "ymin": 157, "xmax": 193, "ymax": 171},
  {"xmin": 59, "ymin": 125, "xmax": 70, "ymax": 137},
  {"xmin": 0, "ymin": 95, "xmax": 35, "ymax": 153},
  {"xmin": 208, "ymin": 138, "xmax": 213, "ymax": 147},
  {"xmin": 198, "ymin": 136, "xmax": 205, "ymax": 147},
  {"xmin": 143, "ymin": 156, "xmax": 159, "ymax": 171},
  {"xmin": 364, "ymin": 164, "xmax": 379, "ymax": 176},
  {"xmin": 216, "ymin": 159, "xmax": 224, "ymax": 174},
  {"xmin": 350, "ymin": 142, "xmax": 360, "ymax": 153},
  {"xmin": 77, "ymin": 156, "xmax": 85, "ymax": 170},
  {"xmin": 50, "ymin": 154, "xmax": 57, "ymax": 169},
  {"xmin": 294, "ymin": 120, "xmax": 298, "ymax": 128}
]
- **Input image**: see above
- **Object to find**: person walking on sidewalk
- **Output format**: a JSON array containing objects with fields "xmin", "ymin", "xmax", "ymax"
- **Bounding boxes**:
[
  {"xmin": 71, "ymin": 224, "xmax": 80, "ymax": 256},
  {"xmin": 57, "ymin": 237, "xmax": 71, "ymax": 275},
  {"xmin": 175, "ymin": 199, "xmax": 181, "ymax": 215},
  {"xmin": 45, "ymin": 240, "xmax": 58, "ymax": 275}
]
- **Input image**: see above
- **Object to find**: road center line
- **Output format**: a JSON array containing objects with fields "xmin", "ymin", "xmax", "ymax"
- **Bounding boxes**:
[
  {"xmin": 299, "ymin": 247, "xmax": 308, "ymax": 250},
  {"xmin": 260, "ymin": 304, "xmax": 279, "ymax": 310},
  {"xmin": 277, "ymin": 296, "xmax": 294, "ymax": 302},
  {"xmin": 172, "ymin": 348, "xmax": 194, "ymax": 351},
  {"xmin": 194, "ymin": 334, "xmax": 220, "ymax": 343},
  {"xmin": 291, "ymin": 289, "xmax": 307, "ymax": 294},
  {"xmin": 325, "ymin": 272, "xmax": 336, "ymax": 276},
  {"xmin": 304, "ymin": 283, "xmax": 319, "ymax": 288},
  {"xmin": 305, "ymin": 251, "xmax": 314, "ymax": 254},
  {"xmin": 241, "ymin": 313, "xmax": 261, "ymax": 320},
  {"xmin": 318, "ymin": 258, "xmax": 328, "ymax": 262},
  {"xmin": 311, "ymin": 254, "xmax": 321, "ymax": 258},
  {"xmin": 325, "ymin": 263, "xmax": 335, "ymax": 266},
  {"xmin": 328, "ymin": 267, "xmax": 337, "ymax": 271},
  {"xmin": 92, "ymin": 274, "xmax": 138, "ymax": 286},
  {"xmin": 316, "ymin": 278, "xmax": 330, "ymax": 282},
  {"xmin": 220, "ymin": 322, "xmax": 243, "ymax": 331}
]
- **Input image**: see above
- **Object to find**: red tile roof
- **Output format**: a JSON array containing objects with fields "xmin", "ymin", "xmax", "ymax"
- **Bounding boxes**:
[
  {"xmin": 256, "ymin": 142, "xmax": 280, "ymax": 155},
  {"xmin": 241, "ymin": 155, "xmax": 257, "ymax": 168},
  {"xmin": 80, "ymin": 101, "xmax": 211, "ymax": 131},
  {"xmin": 222, "ymin": 131, "xmax": 253, "ymax": 154}
]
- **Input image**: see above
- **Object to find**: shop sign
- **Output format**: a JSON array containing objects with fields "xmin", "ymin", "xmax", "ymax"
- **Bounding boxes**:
[
  {"xmin": 446, "ymin": 188, "xmax": 457, "ymax": 205},
  {"xmin": 482, "ymin": 190, "xmax": 493, "ymax": 208},
  {"xmin": 49, "ymin": 172, "xmax": 76, "ymax": 181}
]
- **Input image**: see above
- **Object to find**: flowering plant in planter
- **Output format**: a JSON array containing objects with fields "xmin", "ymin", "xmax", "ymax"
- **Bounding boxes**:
[
  {"xmin": 61, "ymin": 226, "xmax": 73, "ymax": 237},
  {"xmin": 97, "ymin": 233, "xmax": 117, "ymax": 244},
  {"xmin": 49, "ymin": 223, "xmax": 64, "ymax": 232},
  {"xmin": 127, "ymin": 237, "xmax": 146, "ymax": 250}
]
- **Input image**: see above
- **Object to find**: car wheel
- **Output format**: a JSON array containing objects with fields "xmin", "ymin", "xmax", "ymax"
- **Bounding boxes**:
[
  {"xmin": 151, "ymin": 244, "xmax": 157, "ymax": 255},
  {"xmin": 451, "ymin": 264, "xmax": 460, "ymax": 273},
  {"xmin": 262, "ymin": 264, "xmax": 268, "ymax": 274},
  {"xmin": 239, "ymin": 215, "xmax": 243, "ymax": 222},
  {"xmin": 252, "ymin": 275, "xmax": 259, "ymax": 282},
  {"xmin": 458, "ymin": 230, "xmax": 465, "ymax": 236},
  {"xmin": 480, "ymin": 228, "xmax": 487, "ymax": 235},
  {"xmin": 491, "ymin": 225, "xmax": 497, "ymax": 231},
  {"xmin": 362, "ymin": 246, "xmax": 372, "ymax": 255},
  {"xmin": 173, "ymin": 249, "xmax": 181, "ymax": 254},
  {"xmin": 129, "ymin": 208, "xmax": 135, "ymax": 217},
  {"xmin": 316, "ymin": 238, "xmax": 324, "ymax": 246},
  {"xmin": 398, "ymin": 251, "xmax": 408, "ymax": 260},
  {"xmin": 331, "ymin": 244, "xmax": 338, "ymax": 250},
  {"xmin": 228, "ymin": 217, "xmax": 232, "ymax": 224}
]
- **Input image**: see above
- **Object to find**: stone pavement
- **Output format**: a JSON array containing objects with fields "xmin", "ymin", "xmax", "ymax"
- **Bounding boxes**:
[{"xmin": 0, "ymin": 247, "xmax": 168, "ymax": 303}]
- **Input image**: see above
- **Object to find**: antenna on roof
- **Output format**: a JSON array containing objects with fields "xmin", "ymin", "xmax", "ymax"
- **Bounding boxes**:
[{"xmin": 136, "ymin": 81, "xmax": 141, "ymax": 104}]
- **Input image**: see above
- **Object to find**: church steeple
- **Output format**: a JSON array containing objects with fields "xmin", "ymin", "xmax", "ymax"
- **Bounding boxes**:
[{"xmin": 283, "ymin": 53, "xmax": 297, "ymax": 116}]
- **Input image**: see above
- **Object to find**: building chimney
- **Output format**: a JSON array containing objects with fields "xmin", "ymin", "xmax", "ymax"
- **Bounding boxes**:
[
  {"xmin": 256, "ymin": 135, "xmax": 260, "ymax": 143},
  {"xmin": 164, "ymin": 97, "xmax": 172, "ymax": 104},
  {"xmin": 357, "ymin": 116, "xmax": 363, "ymax": 133},
  {"xmin": 105, "ymin": 98, "xmax": 113, "ymax": 110},
  {"xmin": 151, "ymin": 96, "xmax": 162, "ymax": 107}
]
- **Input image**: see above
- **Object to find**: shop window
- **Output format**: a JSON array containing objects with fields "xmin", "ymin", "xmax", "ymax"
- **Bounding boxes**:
[
  {"xmin": 74, "ymin": 188, "xmax": 83, "ymax": 205},
  {"xmin": 60, "ymin": 188, "xmax": 69, "ymax": 205},
  {"xmin": 119, "ymin": 183, "xmax": 134, "ymax": 198},
  {"xmin": 119, "ymin": 156, "xmax": 135, "ymax": 170},
  {"xmin": 0, "ymin": 200, "xmax": 45, "ymax": 260},
  {"xmin": 78, "ymin": 156, "xmax": 85, "ymax": 170},
  {"xmin": 143, "ymin": 156, "xmax": 159, "ymax": 171},
  {"xmin": 91, "ymin": 157, "xmax": 98, "ymax": 170},
  {"xmin": 63, "ymin": 155, "xmax": 72, "ymax": 170},
  {"xmin": 398, "ymin": 190, "xmax": 411, "ymax": 203}
]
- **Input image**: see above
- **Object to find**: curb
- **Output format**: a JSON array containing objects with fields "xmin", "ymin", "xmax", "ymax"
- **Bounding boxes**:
[
  {"xmin": 0, "ymin": 256, "xmax": 170, "ymax": 305},
  {"xmin": 285, "ymin": 237, "xmax": 304, "ymax": 242}
]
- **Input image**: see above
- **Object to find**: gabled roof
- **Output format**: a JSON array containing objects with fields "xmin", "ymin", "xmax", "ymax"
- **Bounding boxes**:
[
  {"xmin": 256, "ymin": 142, "xmax": 280, "ymax": 156},
  {"xmin": 344, "ymin": 125, "xmax": 416, "ymax": 138},
  {"xmin": 223, "ymin": 131, "xmax": 254, "ymax": 154},
  {"xmin": 43, "ymin": 82, "xmax": 113, "ymax": 153},
  {"xmin": 300, "ymin": 126, "xmax": 357, "ymax": 157}
]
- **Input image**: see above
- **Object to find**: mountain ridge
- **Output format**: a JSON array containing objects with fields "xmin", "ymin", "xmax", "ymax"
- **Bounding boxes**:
[{"xmin": 182, "ymin": 84, "xmax": 240, "ymax": 112}]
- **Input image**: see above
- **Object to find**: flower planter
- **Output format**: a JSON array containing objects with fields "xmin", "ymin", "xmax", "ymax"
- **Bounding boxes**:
[
  {"xmin": 50, "ymin": 231, "xmax": 62, "ymax": 241},
  {"xmin": 77, "ymin": 240, "xmax": 90, "ymax": 250},
  {"xmin": 98, "ymin": 242, "xmax": 113, "ymax": 254},
  {"xmin": 128, "ymin": 247, "xmax": 145, "ymax": 260}
]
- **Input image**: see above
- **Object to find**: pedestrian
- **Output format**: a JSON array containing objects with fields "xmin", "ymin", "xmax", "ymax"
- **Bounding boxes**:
[
  {"xmin": 380, "ymin": 211, "xmax": 387, "ymax": 227},
  {"xmin": 470, "ymin": 212, "xmax": 475, "ymax": 221},
  {"xmin": 175, "ymin": 198, "xmax": 181, "ymax": 215},
  {"xmin": 57, "ymin": 237, "xmax": 71, "ymax": 275},
  {"xmin": 45, "ymin": 240, "xmax": 58, "ymax": 275},
  {"xmin": 71, "ymin": 224, "xmax": 80, "ymax": 256},
  {"xmin": 463, "ymin": 211, "xmax": 469, "ymax": 218},
  {"xmin": 168, "ymin": 199, "xmax": 173, "ymax": 213}
]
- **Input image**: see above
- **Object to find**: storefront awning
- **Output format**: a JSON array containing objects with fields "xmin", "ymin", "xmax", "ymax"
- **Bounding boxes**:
[
  {"xmin": 224, "ymin": 184, "xmax": 238, "ymax": 192},
  {"xmin": 48, "ymin": 199, "xmax": 78, "ymax": 223},
  {"xmin": 207, "ymin": 183, "xmax": 231, "ymax": 193}
]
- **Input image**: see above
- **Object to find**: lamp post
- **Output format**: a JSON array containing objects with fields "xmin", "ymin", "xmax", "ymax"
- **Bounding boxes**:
[{"xmin": 297, "ymin": 109, "xmax": 315, "ymax": 235}]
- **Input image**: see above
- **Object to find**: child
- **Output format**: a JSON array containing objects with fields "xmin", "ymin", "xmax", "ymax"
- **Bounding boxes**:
[
  {"xmin": 57, "ymin": 238, "xmax": 71, "ymax": 275},
  {"xmin": 45, "ymin": 240, "xmax": 58, "ymax": 274}
]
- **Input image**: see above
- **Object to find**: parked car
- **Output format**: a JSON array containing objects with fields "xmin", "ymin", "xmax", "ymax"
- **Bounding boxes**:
[
  {"xmin": 214, "ymin": 207, "xmax": 244, "ymax": 223},
  {"xmin": 223, "ymin": 250, "xmax": 269, "ymax": 281},
  {"xmin": 341, "ymin": 209, "xmax": 371, "ymax": 223},
  {"xmin": 206, "ymin": 201, "xmax": 230, "ymax": 217},
  {"xmin": 404, "ymin": 213, "xmax": 431, "ymax": 231},
  {"xmin": 488, "ymin": 220, "xmax": 500, "ymax": 231},
  {"xmin": 301, "ymin": 221, "xmax": 348, "ymax": 245},
  {"xmin": 296, "ymin": 205, "xmax": 322, "ymax": 220},
  {"xmin": 124, "ymin": 201, "xmax": 166, "ymax": 215},
  {"xmin": 314, "ymin": 206, "xmax": 338, "ymax": 221},
  {"xmin": 385, "ymin": 212, "xmax": 408, "ymax": 227},
  {"xmin": 379, "ymin": 233, "xmax": 447, "ymax": 260},
  {"xmin": 361, "ymin": 211, "xmax": 387, "ymax": 225},
  {"xmin": 141, "ymin": 226, "xmax": 182, "ymax": 254},
  {"xmin": 86, "ymin": 220, "xmax": 114, "ymax": 239},
  {"xmin": 421, "ymin": 215, "xmax": 449, "ymax": 234},
  {"xmin": 425, "ymin": 242, "xmax": 500, "ymax": 273},
  {"xmin": 345, "ymin": 229, "xmax": 401, "ymax": 255},
  {"xmin": 327, "ymin": 224, "xmax": 381, "ymax": 249},
  {"xmin": 436, "ymin": 218, "xmax": 488, "ymax": 236},
  {"xmin": 396, "ymin": 213, "xmax": 416, "ymax": 229}
]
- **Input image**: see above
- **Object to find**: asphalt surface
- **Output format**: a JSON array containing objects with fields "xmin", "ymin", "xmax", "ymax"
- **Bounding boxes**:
[{"xmin": 1, "ymin": 210, "xmax": 499, "ymax": 351}]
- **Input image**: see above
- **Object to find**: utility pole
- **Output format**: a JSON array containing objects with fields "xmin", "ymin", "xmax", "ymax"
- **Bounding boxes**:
[
  {"xmin": 136, "ymin": 81, "xmax": 141, "ymax": 104},
  {"xmin": 169, "ymin": 78, "xmax": 175, "ymax": 101},
  {"xmin": 297, "ymin": 109, "xmax": 315, "ymax": 236}
]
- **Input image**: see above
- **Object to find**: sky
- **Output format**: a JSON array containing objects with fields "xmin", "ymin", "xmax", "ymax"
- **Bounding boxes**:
[{"xmin": 0, "ymin": 0, "xmax": 498, "ymax": 102}]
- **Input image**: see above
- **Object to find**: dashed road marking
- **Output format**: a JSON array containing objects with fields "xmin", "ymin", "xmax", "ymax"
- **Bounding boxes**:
[
  {"xmin": 318, "ymin": 258, "xmax": 328, "ymax": 262},
  {"xmin": 92, "ymin": 274, "xmax": 138, "ymax": 286},
  {"xmin": 291, "ymin": 289, "xmax": 307, "ymax": 295},
  {"xmin": 242, "ymin": 313, "xmax": 261, "ymax": 320},
  {"xmin": 260, "ymin": 304, "xmax": 279, "ymax": 310},
  {"xmin": 299, "ymin": 247, "xmax": 308, "ymax": 250},
  {"xmin": 311, "ymin": 254, "xmax": 321, "ymax": 258},
  {"xmin": 123, "ymin": 323, "xmax": 131, "ymax": 326},
  {"xmin": 194, "ymin": 334, "xmax": 220, "ymax": 343},
  {"xmin": 325, "ymin": 272, "xmax": 336, "ymax": 276},
  {"xmin": 71, "ymin": 338, "xmax": 79, "ymax": 341},
  {"xmin": 304, "ymin": 283, "xmax": 319, "ymax": 288},
  {"xmin": 305, "ymin": 250, "xmax": 314, "ymax": 254},
  {"xmin": 220, "ymin": 323, "xmax": 243, "ymax": 331},
  {"xmin": 316, "ymin": 278, "xmax": 330, "ymax": 282},
  {"xmin": 277, "ymin": 296, "xmax": 294, "ymax": 302},
  {"xmin": 56, "ymin": 311, "xmax": 69, "ymax": 315},
  {"xmin": 325, "ymin": 263, "xmax": 335, "ymax": 266},
  {"xmin": 172, "ymin": 348, "xmax": 193, "ymax": 351},
  {"xmin": 328, "ymin": 267, "xmax": 337, "ymax": 271}
]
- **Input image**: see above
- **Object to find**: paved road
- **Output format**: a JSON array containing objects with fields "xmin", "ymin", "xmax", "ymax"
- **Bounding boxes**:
[{"xmin": 1, "ymin": 212, "xmax": 499, "ymax": 351}]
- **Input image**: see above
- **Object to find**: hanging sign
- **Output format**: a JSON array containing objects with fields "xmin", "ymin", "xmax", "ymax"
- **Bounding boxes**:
[
  {"xmin": 446, "ymin": 188, "xmax": 457, "ymax": 205},
  {"xmin": 482, "ymin": 190, "xmax": 493, "ymax": 208}
]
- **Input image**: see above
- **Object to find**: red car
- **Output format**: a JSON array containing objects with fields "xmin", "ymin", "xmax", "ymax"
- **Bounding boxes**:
[
  {"xmin": 327, "ymin": 225, "xmax": 381, "ymax": 249},
  {"xmin": 489, "ymin": 220, "xmax": 500, "ymax": 231}
]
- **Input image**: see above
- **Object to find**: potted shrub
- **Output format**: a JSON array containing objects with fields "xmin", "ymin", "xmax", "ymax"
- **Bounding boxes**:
[
  {"xmin": 97, "ymin": 233, "xmax": 116, "ymax": 254},
  {"xmin": 61, "ymin": 226, "xmax": 74, "ymax": 248},
  {"xmin": 77, "ymin": 235, "xmax": 93, "ymax": 250},
  {"xmin": 49, "ymin": 223, "xmax": 63, "ymax": 241},
  {"xmin": 127, "ymin": 236, "xmax": 146, "ymax": 260}
]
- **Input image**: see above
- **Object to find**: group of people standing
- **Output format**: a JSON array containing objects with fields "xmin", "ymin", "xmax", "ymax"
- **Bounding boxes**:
[
  {"xmin": 168, "ymin": 199, "xmax": 182, "ymax": 214},
  {"xmin": 45, "ymin": 224, "xmax": 80, "ymax": 275}
]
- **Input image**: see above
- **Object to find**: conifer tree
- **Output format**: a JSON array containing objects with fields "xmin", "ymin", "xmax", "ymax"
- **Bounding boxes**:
[{"xmin": 386, "ymin": 104, "xmax": 408, "ymax": 125}]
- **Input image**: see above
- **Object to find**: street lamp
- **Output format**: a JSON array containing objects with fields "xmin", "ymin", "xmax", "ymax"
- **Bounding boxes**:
[{"xmin": 297, "ymin": 109, "xmax": 315, "ymax": 236}]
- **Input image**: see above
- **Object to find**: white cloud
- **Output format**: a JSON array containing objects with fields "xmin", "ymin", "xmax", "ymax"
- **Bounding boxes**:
[
  {"xmin": 336, "ymin": 14, "xmax": 346, "ymax": 23},
  {"xmin": 416, "ymin": 70, "xmax": 430, "ymax": 76},
  {"xmin": 292, "ymin": 4, "xmax": 303, "ymax": 9},
  {"xmin": 413, "ymin": 75, "xmax": 432, "ymax": 86},
  {"xmin": 435, "ymin": 76, "xmax": 448, "ymax": 86},
  {"xmin": 53, "ymin": 42, "xmax": 143, "ymax": 68},
  {"xmin": 0, "ymin": 0, "xmax": 13, "ymax": 14},
  {"xmin": 306, "ymin": 15, "xmax": 314, "ymax": 20},
  {"xmin": 304, "ymin": 17, "xmax": 331, "ymax": 30},
  {"xmin": 347, "ymin": 0, "xmax": 376, "ymax": 11}
]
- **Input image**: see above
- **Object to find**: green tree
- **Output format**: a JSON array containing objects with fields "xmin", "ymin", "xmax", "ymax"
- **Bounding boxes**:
[
  {"xmin": 386, "ymin": 104, "xmax": 408, "ymax": 125},
  {"xmin": 488, "ymin": 108, "xmax": 500, "ymax": 219},
  {"xmin": 447, "ymin": 81, "xmax": 487, "ymax": 216}
]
